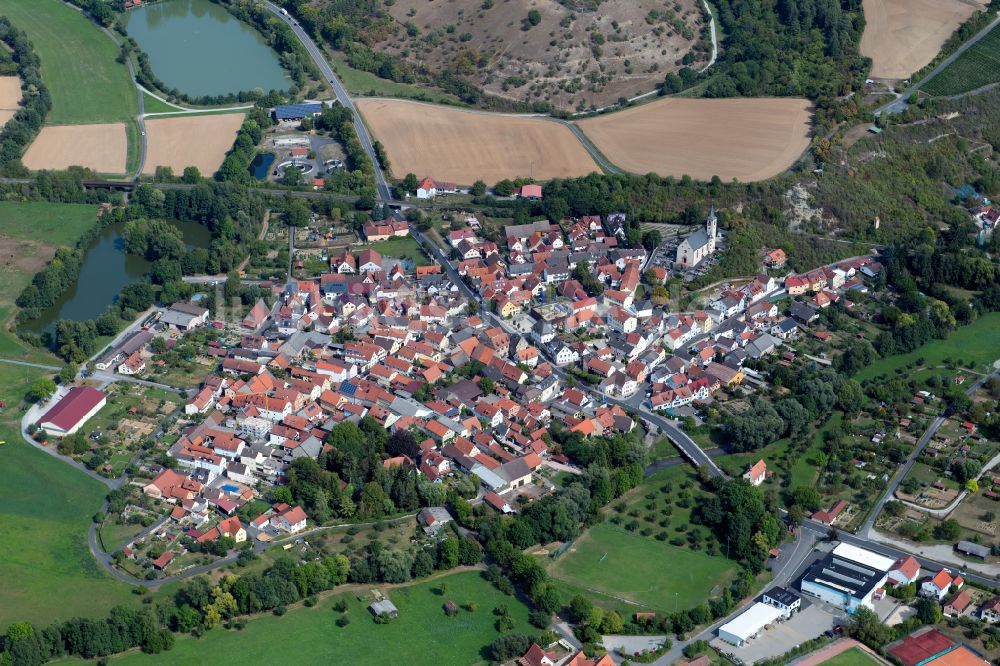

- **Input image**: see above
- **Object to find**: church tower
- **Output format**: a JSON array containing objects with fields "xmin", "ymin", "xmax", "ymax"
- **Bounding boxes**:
[{"xmin": 706, "ymin": 206, "xmax": 717, "ymax": 253}]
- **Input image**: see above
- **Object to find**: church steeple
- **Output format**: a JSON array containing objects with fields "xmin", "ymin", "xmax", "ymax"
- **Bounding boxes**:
[{"xmin": 707, "ymin": 206, "xmax": 717, "ymax": 239}]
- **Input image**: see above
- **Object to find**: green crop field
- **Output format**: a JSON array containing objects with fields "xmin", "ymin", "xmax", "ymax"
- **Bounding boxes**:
[
  {"xmin": 0, "ymin": 364, "xmax": 137, "ymax": 630},
  {"xmin": 0, "ymin": 201, "xmax": 99, "ymax": 356},
  {"xmin": 0, "ymin": 0, "xmax": 137, "ymax": 124},
  {"xmin": 924, "ymin": 26, "xmax": 1000, "ymax": 97},
  {"xmin": 855, "ymin": 312, "xmax": 1000, "ymax": 382},
  {"xmin": 549, "ymin": 521, "xmax": 735, "ymax": 612},
  {"xmin": 106, "ymin": 571, "xmax": 535, "ymax": 666},
  {"xmin": 821, "ymin": 647, "xmax": 879, "ymax": 666}
]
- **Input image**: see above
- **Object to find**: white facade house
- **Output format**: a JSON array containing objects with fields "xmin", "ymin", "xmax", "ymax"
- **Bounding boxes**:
[
  {"xmin": 718, "ymin": 602, "xmax": 783, "ymax": 647},
  {"xmin": 762, "ymin": 587, "xmax": 802, "ymax": 619}
]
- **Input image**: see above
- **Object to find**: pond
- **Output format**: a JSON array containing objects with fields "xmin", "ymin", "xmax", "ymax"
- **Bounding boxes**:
[
  {"xmin": 123, "ymin": 0, "xmax": 291, "ymax": 98},
  {"xmin": 249, "ymin": 152, "xmax": 275, "ymax": 180},
  {"xmin": 22, "ymin": 219, "xmax": 212, "ymax": 335}
]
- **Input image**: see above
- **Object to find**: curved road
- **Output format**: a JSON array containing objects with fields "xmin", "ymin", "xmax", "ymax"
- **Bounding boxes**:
[{"xmin": 262, "ymin": 1, "xmax": 393, "ymax": 202}]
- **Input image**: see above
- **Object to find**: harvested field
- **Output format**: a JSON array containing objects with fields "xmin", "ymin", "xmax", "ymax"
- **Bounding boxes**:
[
  {"xmin": 357, "ymin": 98, "xmax": 599, "ymax": 184},
  {"xmin": 0, "ymin": 76, "xmax": 21, "ymax": 127},
  {"xmin": 578, "ymin": 97, "xmax": 813, "ymax": 181},
  {"xmin": 142, "ymin": 113, "xmax": 245, "ymax": 176},
  {"xmin": 860, "ymin": 0, "xmax": 988, "ymax": 80},
  {"xmin": 22, "ymin": 123, "xmax": 127, "ymax": 173}
]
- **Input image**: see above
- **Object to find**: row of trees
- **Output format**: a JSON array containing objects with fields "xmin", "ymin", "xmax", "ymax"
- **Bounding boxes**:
[
  {"xmin": 0, "ymin": 17, "xmax": 52, "ymax": 175},
  {"xmin": 215, "ymin": 107, "xmax": 271, "ymax": 184}
]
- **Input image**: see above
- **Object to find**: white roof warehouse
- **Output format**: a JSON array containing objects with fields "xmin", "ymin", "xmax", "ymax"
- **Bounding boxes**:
[{"xmin": 718, "ymin": 602, "xmax": 784, "ymax": 647}]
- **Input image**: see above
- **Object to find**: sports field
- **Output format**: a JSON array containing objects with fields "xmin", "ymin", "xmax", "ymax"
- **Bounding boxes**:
[
  {"xmin": 0, "ymin": 365, "xmax": 137, "ymax": 629},
  {"xmin": 820, "ymin": 647, "xmax": 880, "ymax": 666},
  {"xmin": 549, "ymin": 521, "xmax": 735, "ymax": 611},
  {"xmin": 107, "ymin": 571, "xmax": 534, "ymax": 666},
  {"xmin": 0, "ymin": 201, "xmax": 98, "ymax": 355},
  {"xmin": 142, "ymin": 113, "xmax": 246, "ymax": 176},
  {"xmin": 859, "ymin": 0, "xmax": 988, "ymax": 79},
  {"xmin": 923, "ymin": 24, "xmax": 1000, "ymax": 96},
  {"xmin": 356, "ymin": 98, "xmax": 599, "ymax": 184},
  {"xmin": 855, "ymin": 312, "xmax": 1000, "ymax": 382},
  {"xmin": 0, "ymin": 75, "xmax": 21, "ymax": 127},
  {"xmin": 577, "ymin": 97, "xmax": 813, "ymax": 182},
  {"xmin": 22, "ymin": 123, "xmax": 128, "ymax": 174},
  {"xmin": 0, "ymin": 0, "xmax": 137, "ymax": 124}
]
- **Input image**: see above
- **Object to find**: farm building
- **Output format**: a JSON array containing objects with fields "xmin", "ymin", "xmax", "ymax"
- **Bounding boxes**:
[
  {"xmin": 717, "ymin": 602, "xmax": 783, "ymax": 646},
  {"xmin": 369, "ymin": 599, "xmax": 398, "ymax": 619},
  {"xmin": 956, "ymin": 541, "xmax": 990, "ymax": 559},
  {"xmin": 160, "ymin": 302, "xmax": 209, "ymax": 330},
  {"xmin": 272, "ymin": 103, "xmax": 324, "ymax": 121},
  {"xmin": 800, "ymin": 543, "xmax": 894, "ymax": 612},
  {"xmin": 37, "ymin": 386, "xmax": 107, "ymax": 437}
]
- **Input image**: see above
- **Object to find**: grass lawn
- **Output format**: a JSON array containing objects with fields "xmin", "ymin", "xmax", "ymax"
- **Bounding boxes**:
[
  {"xmin": 328, "ymin": 49, "xmax": 462, "ymax": 106},
  {"xmin": 367, "ymin": 236, "xmax": 432, "ymax": 266},
  {"xmin": 820, "ymin": 647, "xmax": 879, "ymax": 666},
  {"xmin": 548, "ymin": 521, "xmax": 735, "ymax": 611},
  {"xmin": 0, "ymin": 364, "xmax": 137, "ymax": 630},
  {"xmin": 142, "ymin": 91, "xmax": 178, "ymax": 115},
  {"xmin": 108, "ymin": 571, "xmax": 535, "ymax": 666},
  {"xmin": 0, "ymin": 201, "xmax": 99, "ymax": 357},
  {"xmin": 0, "ymin": 0, "xmax": 137, "ymax": 124},
  {"xmin": 923, "ymin": 25, "xmax": 1000, "ymax": 96},
  {"xmin": 855, "ymin": 313, "xmax": 1000, "ymax": 382}
]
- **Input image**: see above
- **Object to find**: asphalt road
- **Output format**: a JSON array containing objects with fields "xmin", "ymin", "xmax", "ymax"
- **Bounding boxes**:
[
  {"xmin": 861, "ymin": 365, "xmax": 1000, "ymax": 536},
  {"xmin": 875, "ymin": 13, "xmax": 1000, "ymax": 116},
  {"xmin": 262, "ymin": 1, "xmax": 393, "ymax": 202}
]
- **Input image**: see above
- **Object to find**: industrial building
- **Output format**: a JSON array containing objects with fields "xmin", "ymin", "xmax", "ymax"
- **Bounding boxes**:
[
  {"xmin": 800, "ymin": 543, "xmax": 894, "ymax": 612},
  {"xmin": 272, "ymin": 103, "xmax": 324, "ymax": 121},
  {"xmin": 717, "ymin": 602, "xmax": 784, "ymax": 647},
  {"xmin": 37, "ymin": 386, "xmax": 107, "ymax": 437}
]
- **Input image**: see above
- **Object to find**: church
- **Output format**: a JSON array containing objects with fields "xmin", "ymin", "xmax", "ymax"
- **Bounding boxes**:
[{"xmin": 675, "ymin": 207, "xmax": 718, "ymax": 268}]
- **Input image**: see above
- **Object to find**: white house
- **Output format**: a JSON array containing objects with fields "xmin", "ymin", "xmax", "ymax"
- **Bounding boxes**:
[
  {"xmin": 921, "ymin": 569, "xmax": 963, "ymax": 601},
  {"xmin": 743, "ymin": 460, "xmax": 767, "ymax": 486},
  {"xmin": 272, "ymin": 505, "xmax": 308, "ymax": 533},
  {"xmin": 762, "ymin": 587, "xmax": 801, "ymax": 619},
  {"xmin": 887, "ymin": 556, "xmax": 921, "ymax": 586}
]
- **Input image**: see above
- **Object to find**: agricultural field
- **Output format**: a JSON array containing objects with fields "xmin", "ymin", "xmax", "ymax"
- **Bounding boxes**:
[
  {"xmin": 22, "ymin": 123, "xmax": 128, "ymax": 174},
  {"xmin": 0, "ymin": 75, "xmax": 21, "ymax": 127},
  {"xmin": 356, "ymin": 98, "xmax": 599, "ymax": 184},
  {"xmin": 923, "ymin": 24, "xmax": 1000, "ymax": 96},
  {"xmin": 0, "ymin": 364, "xmax": 138, "ymax": 629},
  {"xmin": 577, "ymin": 97, "xmax": 813, "ymax": 181},
  {"xmin": 107, "ymin": 571, "xmax": 536, "ymax": 666},
  {"xmin": 859, "ymin": 0, "xmax": 989, "ymax": 79},
  {"xmin": 854, "ymin": 312, "xmax": 1000, "ymax": 382},
  {"xmin": 142, "ymin": 113, "xmax": 246, "ymax": 176},
  {"xmin": 547, "ymin": 466, "xmax": 735, "ymax": 613},
  {"xmin": 374, "ymin": 0, "xmax": 708, "ymax": 111},
  {"xmin": 0, "ymin": 201, "xmax": 99, "ymax": 356},
  {"xmin": 0, "ymin": 0, "xmax": 137, "ymax": 124}
]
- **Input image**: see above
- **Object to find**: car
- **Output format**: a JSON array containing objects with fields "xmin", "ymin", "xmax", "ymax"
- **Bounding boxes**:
[{"xmin": 141, "ymin": 130, "xmax": 145, "ymax": 136}]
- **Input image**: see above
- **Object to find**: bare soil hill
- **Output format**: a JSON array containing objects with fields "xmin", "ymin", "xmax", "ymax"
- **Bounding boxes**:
[
  {"xmin": 860, "ymin": 0, "xmax": 988, "ymax": 80},
  {"xmin": 578, "ymin": 97, "xmax": 813, "ymax": 181},
  {"xmin": 379, "ymin": 0, "xmax": 710, "ymax": 111},
  {"xmin": 356, "ymin": 98, "xmax": 598, "ymax": 183}
]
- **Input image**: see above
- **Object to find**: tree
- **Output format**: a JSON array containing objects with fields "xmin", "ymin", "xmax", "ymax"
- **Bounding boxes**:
[
  {"xmin": 915, "ymin": 597, "xmax": 942, "ymax": 624},
  {"xmin": 490, "ymin": 633, "xmax": 531, "ymax": 661},
  {"xmin": 401, "ymin": 173, "xmax": 419, "ymax": 194},
  {"xmin": 281, "ymin": 165, "xmax": 304, "ymax": 187},
  {"xmin": 470, "ymin": 180, "xmax": 486, "ymax": 197},
  {"xmin": 787, "ymin": 486, "xmax": 822, "ymax": 512},
  {"xmin": 494, "ymin": 179, "xmax": 515, "ymax": 197},
  {"xmin": 181, "ymin": 166, "xmax": 201, "ymax": 184},
  {"xmin": 26, "ymin": 377, "xmax": 56, "ymax": 403},
  {"xmin": 525, "ymin": 9, "xmax": 541, "ymax": 26},
  {"xmin": 933, "ymin": 519, "xmax": 961, "ymax": 541},
  {"xmin": 847, "ymin": 607, "xmax": 894, "ymax": 648},
  {"xmin": 480, "ymin": 377, "xmax": 495, "ymax": 394}
]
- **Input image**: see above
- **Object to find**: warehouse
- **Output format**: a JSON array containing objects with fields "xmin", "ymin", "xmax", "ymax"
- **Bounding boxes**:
[
  {"xmin": 718, "ymin": 602, "xmax": 784, "ymax": 647},
  {"xmin": 37, "ymin": 386, "xmax": 107, "ymax": 437},
  {"xmin": 800, "ymin": 543, "xmax": 894, "ymax": 612},
  {"xmin": 272, "ymin": 103, "xmax": 324, "ymax": 121}
]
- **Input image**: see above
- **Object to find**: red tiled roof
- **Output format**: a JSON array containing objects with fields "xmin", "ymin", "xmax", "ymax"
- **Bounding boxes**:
[{"xmin": 39, "ymin": 386, "xmax": 106, "ymax": 431}]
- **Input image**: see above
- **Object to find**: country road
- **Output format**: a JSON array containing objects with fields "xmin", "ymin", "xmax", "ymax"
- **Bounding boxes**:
[
  {"xmin": 262, "ymin": 1, "xmax": 393, "ymax": 202},
  {"xmin": 875, "ymin": 12, "xmax": 1000, "ymax": 116}
]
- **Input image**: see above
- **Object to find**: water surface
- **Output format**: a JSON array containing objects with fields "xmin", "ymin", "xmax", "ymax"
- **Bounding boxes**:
[{"xmin": 123, "ymin": 0, "xmax": 290, "ymax": 97}]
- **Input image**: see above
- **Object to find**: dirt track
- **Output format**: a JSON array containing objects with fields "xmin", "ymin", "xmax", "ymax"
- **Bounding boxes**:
[
  {"xmin": 860, "ymin": 0, "xmax": 988, "ymax": 80},
  {"xmin": 356, "ymin": 98, "xmax": 599, "ymax": 184},
  {"xmin": 142, "ymin": 113, "xmax": 245, "ymax": 176},
  {"xmin": 578, "ymin": 97, "xmax": 813, "ymax": 182},
  {"xmin": 23, "ymin": 123, "xmax": 127, "ymax": 174}
]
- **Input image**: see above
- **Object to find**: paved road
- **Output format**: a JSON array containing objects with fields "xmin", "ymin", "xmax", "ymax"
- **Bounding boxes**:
[
  {"xmin": 262, "ymin": 1, "xmax": 393, "ymax": 202},
  {"xmin": 861, "ymin": 365, "xmax": 1000, "ymax": 535},
  {"xmin": 875, "ymin": 12, "xmax": 1000, "ymax": 116}
]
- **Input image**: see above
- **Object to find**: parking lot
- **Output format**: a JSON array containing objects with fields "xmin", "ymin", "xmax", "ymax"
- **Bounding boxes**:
[{"xmin": 711, "ymin": 600, "xmax": 843, "ymax": 665}]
